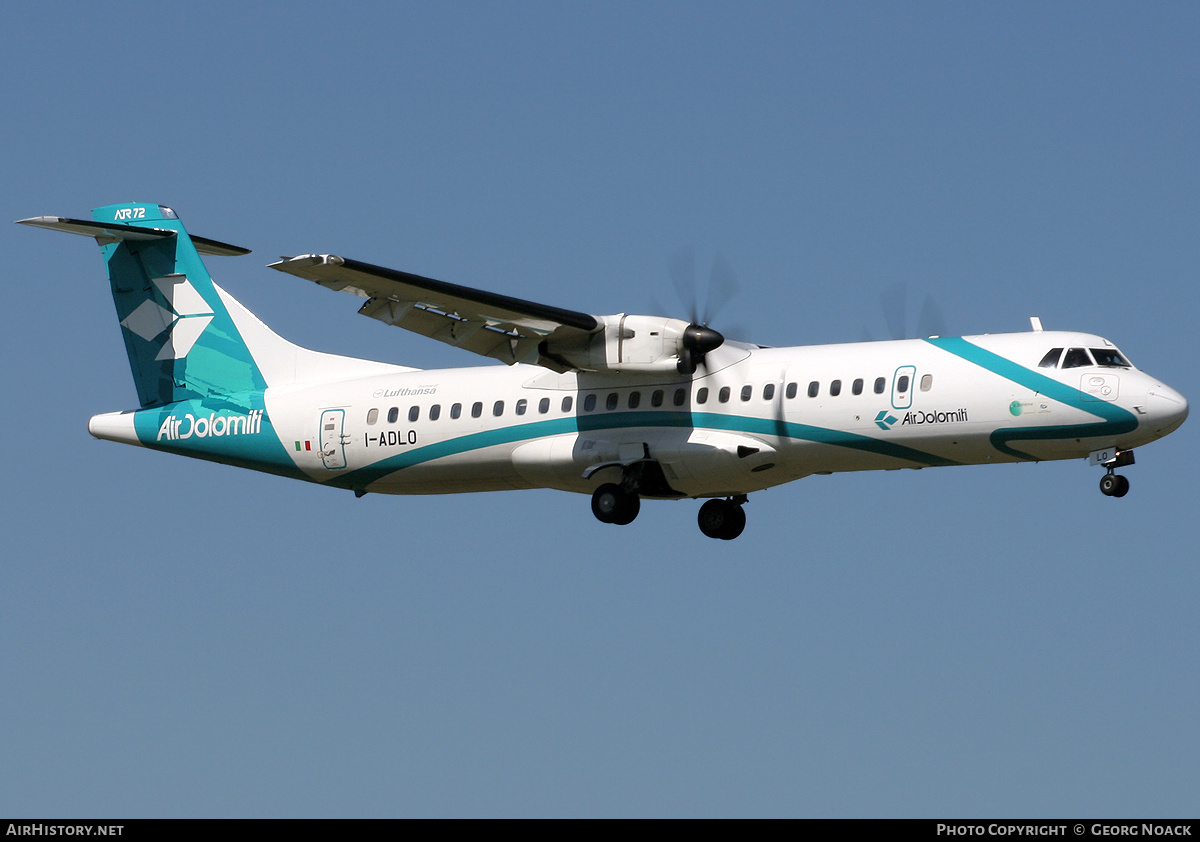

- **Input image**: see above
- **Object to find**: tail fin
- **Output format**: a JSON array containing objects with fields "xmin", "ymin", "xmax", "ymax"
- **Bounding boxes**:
[
  {"xmin": 21, "ymin": 203, "xmax": 414, "ymax": 408},
  {"xmin": 23, "ymin": 203, "xmax": 264, "ymax": 407}
]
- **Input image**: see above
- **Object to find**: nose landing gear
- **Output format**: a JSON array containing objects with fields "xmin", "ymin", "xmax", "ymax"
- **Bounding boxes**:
[
  {"xmin": 1099, "ymin": 471, "xmax": 1130, "ymax": 498},
  {"xmin": 1093, "ymin": 448, "xmax": 1135, "ymax": 498}
]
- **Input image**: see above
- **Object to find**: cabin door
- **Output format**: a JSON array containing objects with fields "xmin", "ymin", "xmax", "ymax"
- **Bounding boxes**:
[
  {"xmin": 318, "ymin": 408, "xmax": 348, "ymax": 470},
  {"xmin": 892, "ymin": 365, "xmax": 916, "ymax": 410}
]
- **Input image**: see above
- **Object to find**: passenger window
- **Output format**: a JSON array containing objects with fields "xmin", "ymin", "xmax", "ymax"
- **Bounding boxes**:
[
  {"xmin": 562, "ymin": 396, "xmax": 573, "ymax": 412},
  {"xmin": 1039, "ymin": 348, "xmax": 1063, "ymax": 368},
  {"xmin": 584, "ymin": 394, "xmax": 597, "ymax": 412},
  {"xmin": 651, "ymin": 390, "xmax": 664, "ymax": 407},
  {"xmin": 516, "ymin": 399, "xmax": 527, "ymax": 416},
  {"xmin": 830, "ymin": 380, "xmax": 842, "ymax": 397},
  {"xmin": 539, "ymin": 398, "xmax": 550, "ymax": 414},
  {"xmin": 471, "ymin": 402, "xmax": 483, "ymax": 418},
  {"xmin": 763, "ymin": 383, "xmax": 775, "ymax": 401},
  {"xmin": 673, "ymin": 388, "xmax": 686, "ymax": 406},
  {"xmin": 920, "ymin": 374, "xmax": 933, "ymax": 391},
  {"xmin": 874, "ymin": 377, "xmax": 886, "ymax": 394},
  {"xmin": 808, "ymin": 381, "xmax": 819, "ymax": 398},
  {"xmin": 493, "ymin": 401, "xmax": 504, "ymax": 417},
  {"xmin": 450, "ymin": 403, "xmax": 462, "ymax": 419},
  {"xmin": 741, "ymin": 385, "xmax": 753, "ymax": 401},
  {"xmin": 1062, "ymin": 348, "xmax": 1093, "ymax": 368},
  {"xmin": 429, "ymin": 405, "xmax": 441, "ymax": 421},
  {"xmin": 696, "ymin": 387, "xmax": 709, "ymax": 404},
  {"xmin": 719, "ymin": 386, "xmax": 731, "ymax": 403},
  {"xmin": 606, "ymin": 393, "xmax": 618, "ymax": 410},
  {"xmin": 366, "ymin": 408, "xmax": 379, "ymax": 425},
  {"xmin": 786, "ymin": 382, "xmax": 798, "ymax": 399},
  {"xmin": 897, "ymin": 375, "xmax": 910, "ymax": 393},
  {"xmin": 628, "ymin": 392, "xmax": 641, "ymax": 409},
  {"xmin": 852, "ymin": 378, "xmax": 863, "ymax": 395},
  {"xmin": 387, "ymin": 407, "xmax": 399, "ymax": 424},
  {"xmin": 408, "ymin": 406, "xmax": 419, "ymax": 422}
]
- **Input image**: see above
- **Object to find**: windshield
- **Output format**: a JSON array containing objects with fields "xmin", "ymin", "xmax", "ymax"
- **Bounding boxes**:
[{"xmin": 1091, "ymin": 348, "xmax": 1131, "ymax": 368}]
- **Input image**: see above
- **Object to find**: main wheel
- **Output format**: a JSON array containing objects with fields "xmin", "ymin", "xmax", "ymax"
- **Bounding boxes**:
[
  {"xmin": 591, "ymin": 483, "xmax": 640, "ymax": 525},
  {"xmin": 697, "ymin": 499, "xmax": 746, "ymax": 540}
]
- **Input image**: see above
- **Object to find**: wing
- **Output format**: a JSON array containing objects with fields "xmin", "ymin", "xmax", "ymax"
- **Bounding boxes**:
[{"xmin": 268, "ymin": 254, "xmax": 599, "ymax": 366}]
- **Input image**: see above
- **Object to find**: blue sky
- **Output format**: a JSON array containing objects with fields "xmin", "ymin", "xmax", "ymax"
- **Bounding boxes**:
[{"xmin": 2, "ymin": 1, "xmax": 1197, "ymax": 817}]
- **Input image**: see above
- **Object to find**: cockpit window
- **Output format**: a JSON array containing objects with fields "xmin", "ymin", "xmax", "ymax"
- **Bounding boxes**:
[
  {"xmin": 1061, "ymin": 347, "xmax": 1093, "ymax": 368},
  {"xmin": 1038, "ymin": 348, "xmax": 1063, "ymax": 368},
  {"xmin": 1091, "ymin": 348, "xmax": 1131, "ymax": 368}
]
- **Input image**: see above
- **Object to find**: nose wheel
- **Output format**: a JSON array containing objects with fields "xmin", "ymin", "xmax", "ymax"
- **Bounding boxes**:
[
  {"xmin": 1094, "ymin": 448, "xmax": 1135, "ymax": 498},
  {"xmin": 1099, "ymin": 472, "xmax": 1130, "ymax": 498},
  {"xmin": 698, "ymin": 497, "xmax": 747, "ymax": 540}
]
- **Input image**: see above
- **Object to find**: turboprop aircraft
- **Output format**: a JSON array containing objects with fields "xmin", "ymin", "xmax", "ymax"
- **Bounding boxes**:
[{"xmin": 20, "ymin": 203, "xmax": 1189, "ymax": 539}]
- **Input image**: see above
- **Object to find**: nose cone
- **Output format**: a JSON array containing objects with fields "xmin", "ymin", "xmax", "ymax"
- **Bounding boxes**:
[{"xmin": 1147, "ymin": 383, "xmax": 1189, "ymax": 437}]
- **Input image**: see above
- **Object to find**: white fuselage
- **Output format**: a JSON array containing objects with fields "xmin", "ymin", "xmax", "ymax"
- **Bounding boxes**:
[{"xmin": 250, "ymin": 330, "xmax": 1188, "ymax": 499}]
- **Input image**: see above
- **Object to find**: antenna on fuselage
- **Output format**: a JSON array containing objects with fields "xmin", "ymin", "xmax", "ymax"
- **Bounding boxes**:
[{"xmin": 1030, "ymin": 317, "xmax": 1044, "ymax": 332}]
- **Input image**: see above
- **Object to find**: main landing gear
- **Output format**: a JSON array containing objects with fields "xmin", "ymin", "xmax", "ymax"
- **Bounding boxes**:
[
  {"xmin": 591, "ymin": 483, "xmax": 641, "ymax": 525},
  {"xmin": 1096, "ymin": 448, "xmax": 1135, "ymax": 498},
  {"xmin": 697, "ymin": 496, "xmax": 747, "ymax": 541},
  {"xmin": 589, "ymin": 481, "xmax": 749, "ymax": 540}
]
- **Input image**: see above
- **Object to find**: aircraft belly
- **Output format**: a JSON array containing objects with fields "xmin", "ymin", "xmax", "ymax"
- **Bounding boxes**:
[
  {"xmin": 367, "ymin": 445, "xmax": 535, "ymax": 495},
  {"xmin": 511, "ymin": 434, "xmax": 589, "ymax": 491}
]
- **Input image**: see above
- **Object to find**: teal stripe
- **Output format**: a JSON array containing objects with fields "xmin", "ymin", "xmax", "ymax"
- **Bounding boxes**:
[
  {"xmin": 690, "ymin": 412, "xmax": 961, "ymax": 467},
  {"xmin": 924, "ymin": 337, "xmax": 1138, "ymax": 459},
  {"xmin": 336, "ymin": 408, "xmax": 958, "ymax": 488},
  {"xmin": 336, "ymin": 416, "xmax": 578, "ymax": 488}
]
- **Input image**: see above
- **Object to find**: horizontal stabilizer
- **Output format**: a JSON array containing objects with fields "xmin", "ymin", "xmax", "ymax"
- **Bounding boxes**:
[{"xmin": 16, "ymin": 216, "xmax": 250, "ymax": 256}]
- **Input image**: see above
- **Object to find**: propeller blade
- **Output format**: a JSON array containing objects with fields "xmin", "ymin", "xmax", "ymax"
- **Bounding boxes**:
[
  {"xmin": 703, "ymin": 252, "xmax": 740, "ymax": 326},
  {"xmin": 916, "ymin": 294, "xmax": 947, "ymax": 338},
  {"xmin": 881, "ymin": 281, "xmax": 908, "ymax": 340},
  {"xmin": 668, "ymin": 245, "xmax": 699, "ymax": 323}
]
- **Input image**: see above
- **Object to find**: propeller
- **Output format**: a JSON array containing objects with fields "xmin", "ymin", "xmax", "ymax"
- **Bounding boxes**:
[
  {"xmin": 867, "ymin": 281, "xmax": 948, "ymax": 341},
  {"xmin": 667, "ymin": 246, "xmax": 740, "ymax": 374}
]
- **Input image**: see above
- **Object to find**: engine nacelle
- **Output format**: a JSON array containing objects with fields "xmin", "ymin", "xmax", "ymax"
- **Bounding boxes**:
[{"xmin": 541, "ymin": 314, "xmax": 694, "ymax": 373}]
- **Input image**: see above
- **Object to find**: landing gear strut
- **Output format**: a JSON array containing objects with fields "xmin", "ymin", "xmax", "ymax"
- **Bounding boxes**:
[
  {"xmin": 698, "ymin": 496, "xmax": 747, "ymax": 540},
  {"xmin": 1096, "ymin": 448, "xmax": 1134, "ymax": 498}
]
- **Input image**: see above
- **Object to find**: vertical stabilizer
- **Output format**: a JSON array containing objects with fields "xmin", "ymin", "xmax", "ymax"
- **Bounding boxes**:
[
  {"xmin": 19, "ymin": 203, "xmax": 411, "ymax": 406},
  {"xmin": 88, "ymin": 203, "xmax": 265, "ymax": 407}
]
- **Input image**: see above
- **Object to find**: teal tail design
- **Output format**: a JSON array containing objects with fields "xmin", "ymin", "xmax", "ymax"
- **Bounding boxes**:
[
  {"xmin": 82, "ymin": 203, "xmax": 264, "ymax": 407},
  {"xmin": 20, "ymin": 202, "xmax": 407, "ymax": 484}
]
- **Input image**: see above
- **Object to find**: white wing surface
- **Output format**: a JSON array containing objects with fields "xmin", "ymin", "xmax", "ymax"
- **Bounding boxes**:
[{"xmin": 269, "ymin": 254, "xmax": 599, "ymax": 366}]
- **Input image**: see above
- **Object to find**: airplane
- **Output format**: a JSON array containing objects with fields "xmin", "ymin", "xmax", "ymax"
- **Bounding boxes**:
[{"xmin": 19, "ymin": 203, "xmax": 1189, "ymax": 539}]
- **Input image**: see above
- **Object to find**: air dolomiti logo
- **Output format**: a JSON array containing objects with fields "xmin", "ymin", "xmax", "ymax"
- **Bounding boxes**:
[
  {"xmin": 877, "ymin": 408, "xmax": 969, "ymax": 431},
  {"xmin": 157, "ymin": 409, "xmax": 265, "ymax": 441},
  {"xmin": 119, "ymin": 274, "xmax": 214, "ymax": 361}
]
